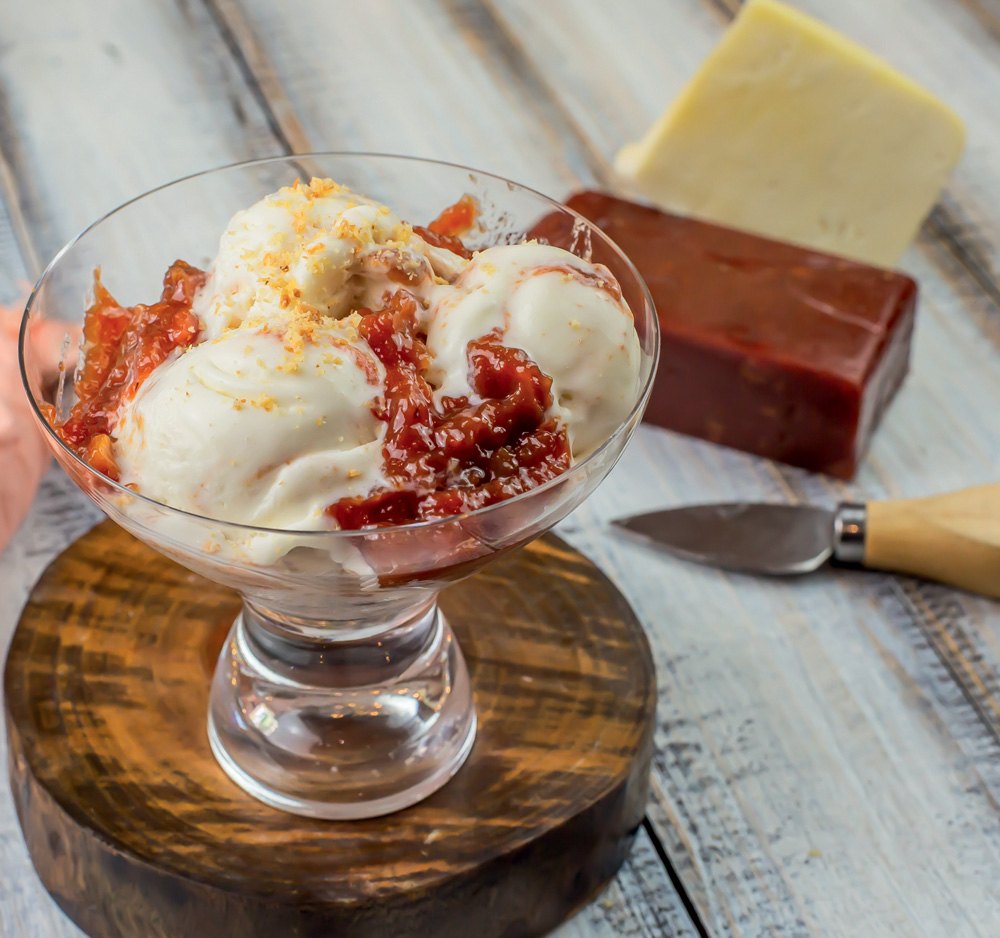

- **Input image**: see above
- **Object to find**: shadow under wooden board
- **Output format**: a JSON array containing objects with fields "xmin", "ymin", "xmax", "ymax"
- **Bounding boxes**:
[{"xmin": 4, "ymin": 521, "xmax": 656, "ymax": 938}]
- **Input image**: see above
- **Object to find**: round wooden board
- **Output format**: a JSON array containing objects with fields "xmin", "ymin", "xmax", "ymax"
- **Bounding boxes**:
[{"xmin": 5, "ymin": 521, "xmax": 656, "ymax": 938}]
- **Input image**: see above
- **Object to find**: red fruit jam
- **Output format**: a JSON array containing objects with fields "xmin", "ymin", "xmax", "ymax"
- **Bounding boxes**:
[
  {"xmin": 327, "ymin": 291, "xmax": 570, "ymax": 529},
  {"xmin": 47, "ymin": 261, "xmax": 205, "ymax": 479},
  {"xmin": 413, "ymin": 194, "xmax": 478, "ymax": 259}
]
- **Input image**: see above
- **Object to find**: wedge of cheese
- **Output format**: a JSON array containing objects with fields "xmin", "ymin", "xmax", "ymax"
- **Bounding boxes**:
[{"xmin": 615, "ymin": 0, "xmax": 965, "ymax": 267}]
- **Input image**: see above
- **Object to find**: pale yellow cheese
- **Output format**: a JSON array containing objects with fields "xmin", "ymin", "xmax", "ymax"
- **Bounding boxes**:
[{"xmin": 615, "ymin": 0, "xmax": 965, "ymax": 267}]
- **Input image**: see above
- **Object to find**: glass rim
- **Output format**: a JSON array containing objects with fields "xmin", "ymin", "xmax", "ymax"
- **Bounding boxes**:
[{"xmin": 19, "ymin": 151, "xmax": 660, "ymax": 538}]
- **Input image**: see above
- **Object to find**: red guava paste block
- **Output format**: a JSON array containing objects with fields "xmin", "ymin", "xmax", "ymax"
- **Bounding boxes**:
[{"xmin": 544, "ymin": 191, "xmax": 917, "ymax": 479}]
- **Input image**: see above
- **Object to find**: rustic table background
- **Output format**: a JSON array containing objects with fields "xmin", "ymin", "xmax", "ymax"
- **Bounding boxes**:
[{"xmin": 3, "ymin": 1, "xmax": 1000, "ymax": 936}]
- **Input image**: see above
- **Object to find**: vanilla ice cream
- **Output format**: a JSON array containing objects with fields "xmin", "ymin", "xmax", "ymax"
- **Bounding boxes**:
[
  {"xmin": 115, "ymin": 315, "xmax": 386, "ymax": 528},
  {"xmin": 96, "ymin": 178, "xmax": 642, "ymax": 531},
  {"xmin": 194, "ymin": 178, "xmax": 461, "ymax": 340},
  {"xmin": 426, "ymin": 243, "xmax": 642, "ymax": 455}
]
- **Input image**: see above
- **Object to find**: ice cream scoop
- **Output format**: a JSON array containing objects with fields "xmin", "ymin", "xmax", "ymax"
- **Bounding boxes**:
[
  {"xmin": 194, "ymin": 178, "xmax": 463, "ymax": 339},
  {"xmin": 115, "ymin": 315, "xmax": 386, "ymax": 529},
  {"xmin": 425, "ymin": 243, "xmax": 642, "ymax": 456}
]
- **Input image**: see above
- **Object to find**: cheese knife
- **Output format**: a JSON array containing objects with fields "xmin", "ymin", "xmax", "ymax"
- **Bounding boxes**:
[{"xmin": 611, "ymin": 483, "xmax": 1000, "ymax": 599}]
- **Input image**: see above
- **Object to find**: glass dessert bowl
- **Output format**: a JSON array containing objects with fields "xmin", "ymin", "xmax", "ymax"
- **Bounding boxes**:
[{"xmin": 19, "ymin": 153, "xmax": 658, "ymax": 819}]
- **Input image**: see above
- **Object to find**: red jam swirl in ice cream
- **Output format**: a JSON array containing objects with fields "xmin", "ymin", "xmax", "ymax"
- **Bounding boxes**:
[{"xmin": 330, "ymin": 291, "xmax": 569, "ymax": 528}]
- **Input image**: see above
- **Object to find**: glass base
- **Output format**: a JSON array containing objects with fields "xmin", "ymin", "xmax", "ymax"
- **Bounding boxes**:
[{"xmin": 207, "ymin": 601, "xmax": 477, "ymax": 819}]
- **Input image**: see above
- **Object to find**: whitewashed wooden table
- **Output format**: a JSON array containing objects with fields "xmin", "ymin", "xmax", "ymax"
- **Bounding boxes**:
[{"xmin": 2, "ymin": 1, "xmax": 1000, "ymax": 936}]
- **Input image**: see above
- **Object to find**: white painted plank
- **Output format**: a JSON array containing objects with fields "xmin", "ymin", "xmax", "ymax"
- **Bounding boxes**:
[
  {"xmin": 0, "ymin": 2, "xmax": 697, "ymax": 936},
  {"xmin": 219, "ymin": 0, "xmax": 591, "ymax": 195},
  {"xmin": 0, "ymin": 0, "xmax": 280, "ymax": 260}
]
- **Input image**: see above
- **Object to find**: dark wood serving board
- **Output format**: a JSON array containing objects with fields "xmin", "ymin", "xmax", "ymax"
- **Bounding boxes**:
[{"xmin": 4, "ymin": 521, "xmax": 656, "ymax": 938}]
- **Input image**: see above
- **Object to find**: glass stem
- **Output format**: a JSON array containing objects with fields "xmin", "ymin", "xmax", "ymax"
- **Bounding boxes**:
[
  {"xmin": 207, "ymin": 595, "xmax": 477, "ymax": 819},
  {"xmin": 240, "ymin": 597, "xmax": 441, "ymax": 686}
]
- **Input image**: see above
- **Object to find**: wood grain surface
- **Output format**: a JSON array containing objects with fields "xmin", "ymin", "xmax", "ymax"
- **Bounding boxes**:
[
  {"xmin": 6, "ymin": 523, "xmax": 655, "ymax": 938},
  {"xmin": 2, "ymin": 1, "xmax": 1000, "ymax": 936}
]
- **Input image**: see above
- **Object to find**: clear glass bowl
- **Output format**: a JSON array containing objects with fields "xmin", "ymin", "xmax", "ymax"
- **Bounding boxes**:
[{"xmin": 19, "ymin": 154, "xmax": 659, "ymax": 819}]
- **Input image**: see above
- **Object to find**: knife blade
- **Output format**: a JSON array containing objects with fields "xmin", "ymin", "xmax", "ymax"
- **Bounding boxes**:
[{"xmin": 612, "ymin": 502, "xmax": 867, "ymax": 576}]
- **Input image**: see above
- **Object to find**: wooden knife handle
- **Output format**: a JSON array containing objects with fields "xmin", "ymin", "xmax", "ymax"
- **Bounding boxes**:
[{"xmin": 865, "ymin": 483, "xmax": 1000, "ymax": 599}]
